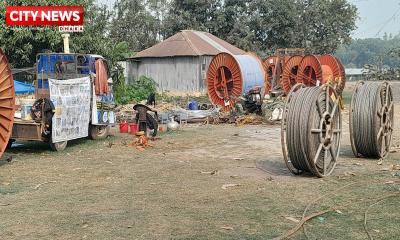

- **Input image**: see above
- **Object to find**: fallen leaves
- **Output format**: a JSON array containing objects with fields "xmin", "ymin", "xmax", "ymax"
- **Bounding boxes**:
[
  {"xmin": 131, "ymin": 135, "xmax": 153, "ymax": 151},
  {"xmin": 335, "ymin": 210, "xmax": 343, "ymax": 214},
  {"xmin": 221, "ymin": 183, "xmax": 240, "ymax": 190},
  {"xmin": 391, "ymin": 164, "xmax": 400, "ymax": 171},
  {"xmin": 200, "ymin": 170, "xmax": 219, "ymax": 175},
  {"xmin": 284, "ymin": 216, "xmax": 300, "ymax": 223},
  {"xmin": 33, "ymin": 181, "xmax": 57, "ymax": 190},
  {"xmin": 220, "ymin": 226, "xmax": 234, "ymax": 231}
]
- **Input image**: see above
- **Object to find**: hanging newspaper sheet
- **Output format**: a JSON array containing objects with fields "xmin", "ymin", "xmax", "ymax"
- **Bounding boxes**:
[{"xmin": 49, "ymin": 77, "xmax": 91, "ymax": 143}]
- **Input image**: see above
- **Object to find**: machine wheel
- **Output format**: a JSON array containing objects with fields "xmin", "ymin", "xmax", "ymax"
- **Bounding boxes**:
[
  {"xmin": 6, "ymin": 139, "xmax": 15, "ymax": 149},
  {"xmin": 49, "ymin": 141, "xmax": 68, "ymax": 151},
  {"xmin": 89, "ymin": 125, "xmax": 109, "ymax": 140}
]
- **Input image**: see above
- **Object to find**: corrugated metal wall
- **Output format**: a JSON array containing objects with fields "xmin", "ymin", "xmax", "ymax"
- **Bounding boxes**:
[{"xmin": 126, "ymin": 56, "xmax": 213, "ymax": 93}]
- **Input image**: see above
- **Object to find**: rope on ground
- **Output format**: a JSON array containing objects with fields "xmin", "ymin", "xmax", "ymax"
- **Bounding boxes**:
[
  {"xmin": 272, "ymin": 208, "xmax": 335, "ymax": 240},
  {"xmin": 301, "ymin": 181, "xmax": 358, "ymax": 239},
  {"xmin": 363, "ymin": 193, "xmax": 400, "ymax": 240}
]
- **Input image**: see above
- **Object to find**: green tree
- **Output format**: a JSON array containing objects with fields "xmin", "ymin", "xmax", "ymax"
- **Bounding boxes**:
[
  {"xmin": 110, "ymin": 0, "xmax": 159, "ymax": 51},
  {"xmin": 0, "ymin": 0, "xmax": 131, "ymax": 68},
  {"xmin": 163, "ymin": 0, "xmax": 222, "ymax": 38},
  {"xmin": 335, "ymin": 35, "xmax": 400, "ymax": 68},
  {"xmin": 163, "ymin": 0, "xmax": 357, "ymax": 56},
  {"xmin": 296, "ymin": 0, "xmax": 357, "ymax": 54}
]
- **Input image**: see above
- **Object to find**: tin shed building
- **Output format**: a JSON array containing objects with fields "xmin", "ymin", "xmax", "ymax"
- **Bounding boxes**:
[{"xmin": 125, "ymin": 30, "xmax": 246, "ymax": 93}]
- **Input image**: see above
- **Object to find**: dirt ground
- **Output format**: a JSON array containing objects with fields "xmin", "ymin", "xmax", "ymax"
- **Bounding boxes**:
[{"xmin": 1, "ymin": 81, "xmax": 400, "ymax": 240}]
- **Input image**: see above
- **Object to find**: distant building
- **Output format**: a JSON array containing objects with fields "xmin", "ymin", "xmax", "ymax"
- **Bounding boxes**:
[
  {"xmin": 123, "ymin": 30, "xmax": 246, "ymax": 93},
  {"xmin": 345, "ymin": 68, "xmax": 364, "ymax": 81}
]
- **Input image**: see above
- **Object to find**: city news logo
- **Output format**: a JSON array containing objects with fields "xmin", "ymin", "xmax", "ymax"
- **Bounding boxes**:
[{"xmin": 5, "ymin": 6, "xmax": 84, "ymax": 32}]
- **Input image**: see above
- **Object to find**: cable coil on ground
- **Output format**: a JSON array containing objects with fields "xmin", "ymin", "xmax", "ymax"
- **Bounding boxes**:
[
  {"xmin": 349, "ymin": 81, "xmax": 394, "ymax": 158},
  {"xmin": 281, "ymin": 84, "xmax": 342, "ymax": 177}
]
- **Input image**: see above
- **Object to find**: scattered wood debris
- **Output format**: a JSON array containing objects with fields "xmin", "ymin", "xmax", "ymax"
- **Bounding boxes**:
[{"xmin": 131, "ymin": 135, "xmax": 153, "ymax": 151}]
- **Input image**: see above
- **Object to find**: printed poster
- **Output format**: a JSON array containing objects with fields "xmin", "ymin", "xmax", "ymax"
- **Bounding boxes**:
[{"xmin": 49, "ymin": 77, "xmax": 91, "ymax": 143}]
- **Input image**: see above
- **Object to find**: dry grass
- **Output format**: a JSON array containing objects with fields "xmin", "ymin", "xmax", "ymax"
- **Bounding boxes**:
[{"xmin": 0, "ymin": 82, "xmax": 399, "ymax": 239}]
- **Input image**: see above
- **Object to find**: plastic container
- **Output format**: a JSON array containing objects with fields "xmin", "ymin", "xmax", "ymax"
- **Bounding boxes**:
[
  {"xmin": 119, "ymin": 122, "xmax": 129, "ymax": 133},
  {"xmin": 129, "ymin": 123, "xmax": 138, "ymax": 135},
  {"xmin": 20, "ymin": 99, "xmax": 35, "ymax": 120},
  {"xmin": 188, "ymin": 100, "xmax": 199, "ymax": 110}
]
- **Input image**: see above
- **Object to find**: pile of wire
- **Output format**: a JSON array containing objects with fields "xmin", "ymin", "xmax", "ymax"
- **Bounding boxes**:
[
  {"xmin": 350, "ymin": 81, "xmax": 394, "ymax": 158},
  {"xmin": 281, "ymin": 84, "xmax": 342, "ymax": 177}
]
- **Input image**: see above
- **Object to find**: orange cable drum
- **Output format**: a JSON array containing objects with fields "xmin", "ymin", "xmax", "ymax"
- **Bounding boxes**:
[
  {"xmin": 281, "ymin": 55, "xmax": 303, "ymax": 94},
  {"xmin": 296, "ymin": 55, "xmax": 323, "ymax": 87},
  {"xmin": 0, "ymin": 48, "xmax": 16, "ymax": 156},
  {"xmin": 263, "ymin": 56, "xmax": 277, "ymax": 94},
  {"xmin": 207, "ymin": 52, "xmax": 266, "ymax": 111},
  {"xmin": 335, "ymin": 56, "xmax": 346, "ymax": 95},
  {"xmin": 318, "ymin": 54, "xmax": 341, "ymax": 88}
]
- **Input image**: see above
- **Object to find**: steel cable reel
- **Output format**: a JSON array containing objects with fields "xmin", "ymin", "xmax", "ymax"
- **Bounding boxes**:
[
  {"xmin": 281, "ymin": 84, "xmax": 342, "ymax": 177},
  {"xmin": 350, "ymin": 81, "xmax": 394, "ymax": 158}
]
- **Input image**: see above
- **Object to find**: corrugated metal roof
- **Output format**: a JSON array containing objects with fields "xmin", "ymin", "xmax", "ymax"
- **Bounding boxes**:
[
  {"xmin": 345, "ymin": 68, "xmax": 364, "ymax": 75},
  {"xmin": 130, "ymin": 30, "xmax": 246, "ymax": 59}
]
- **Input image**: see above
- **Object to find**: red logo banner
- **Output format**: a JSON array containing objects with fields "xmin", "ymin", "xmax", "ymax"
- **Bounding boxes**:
[{"xmin": 5, "ymin": 6, "xmax": 84, "ymax": 26}]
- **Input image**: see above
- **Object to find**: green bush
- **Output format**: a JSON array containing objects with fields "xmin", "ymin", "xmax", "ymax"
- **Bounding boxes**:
[{"xmin": 115, "ymin": 76, "xmax": 157, "ymax": 105}]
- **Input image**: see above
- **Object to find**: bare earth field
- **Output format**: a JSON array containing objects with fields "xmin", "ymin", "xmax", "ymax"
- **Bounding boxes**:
[{"xmin": 1, "ymin": 81, "xmax": 400, "ymax": 239}]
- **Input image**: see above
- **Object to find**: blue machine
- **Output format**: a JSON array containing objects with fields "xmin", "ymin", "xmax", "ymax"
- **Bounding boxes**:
[{"xmin": 36, "ymin": 53, "xmax": 106, "ymax": 90}]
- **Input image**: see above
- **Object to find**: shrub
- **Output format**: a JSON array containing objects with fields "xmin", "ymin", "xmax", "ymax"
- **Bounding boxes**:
[{"xmin": 115, "ymin": 76, "xmax": 157, "ymax": 105}]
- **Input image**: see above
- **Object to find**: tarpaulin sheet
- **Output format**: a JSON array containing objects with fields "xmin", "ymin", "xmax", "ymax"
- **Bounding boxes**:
[
  {"xmin": 14, "ymin": 80, "xmax": 34, "ymax": 94},
  {"xmin": 49, "ymin": 77, "xmax": 91, "ymax": 143}
]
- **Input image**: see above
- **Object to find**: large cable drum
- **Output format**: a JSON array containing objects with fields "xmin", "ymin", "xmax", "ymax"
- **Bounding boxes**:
[
  {"xmin": 0, "ymin": 48, "xmax": 16, "ymax": 156},
  {"xmin": 350, "ymin": 81, "xmax": 394, "ymax": 158},
  {"xmin": 296, "ymin": 55, "xmax": 323, "ymax": 87},
  {"xmin": 207, "ymin": 52, "xmax": 266, "ymax": 111},
  {"xmin": 281, "ymin": 55, "xmax": 303, "ymax": 94},
  {"xmin": 263, "ymin": 56, "xmax": 277, "ymax": 94},
  {"xmin": 335, "ymin": 56, "xmax": 346, "ymax": 95},
  {"xmin": 281, "ymin": 84, "xmax": 342, "ymax": 177}
]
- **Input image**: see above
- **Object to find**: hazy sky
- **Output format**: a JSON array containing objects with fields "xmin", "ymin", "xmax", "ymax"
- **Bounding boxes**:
[
  {"xmin": 97, "ymin": 0, "xmax": 400, "ymax": 39},
  {"xmin": 351, "ymin": 0, "xmax": 400, "ymax": 38}
]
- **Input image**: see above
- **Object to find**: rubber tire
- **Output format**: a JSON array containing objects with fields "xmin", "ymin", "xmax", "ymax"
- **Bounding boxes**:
[
  {"xmin": 89, "ymin": 125, "xmax": 109, "ymax": 140},
  {"xmin": 49, "ymin": 141, "xmax": 68, "ymax": 151},
  {"xmin": 6, "ymin": 139, "xmax": 15, "ymax": 149}
]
